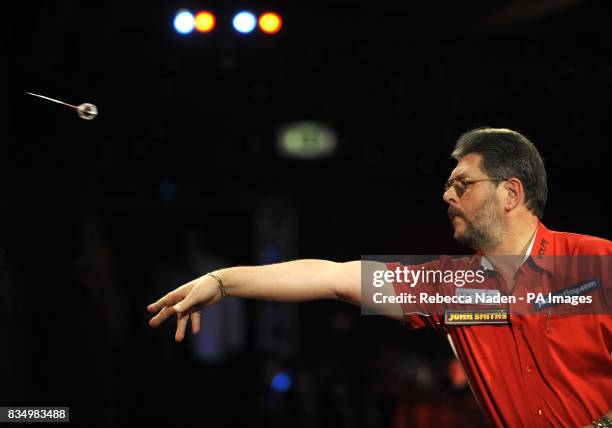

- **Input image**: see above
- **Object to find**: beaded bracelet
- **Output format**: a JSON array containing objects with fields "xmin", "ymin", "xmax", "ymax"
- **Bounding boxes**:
[{"xmin": 206, "ymin": 272, "xmax": 227, "ymax": 298}]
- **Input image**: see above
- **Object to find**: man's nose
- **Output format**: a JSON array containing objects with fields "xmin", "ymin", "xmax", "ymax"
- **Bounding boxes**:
[{"xmin": 443, "ymin": 187, "xmax": 456, "ymax": 206}]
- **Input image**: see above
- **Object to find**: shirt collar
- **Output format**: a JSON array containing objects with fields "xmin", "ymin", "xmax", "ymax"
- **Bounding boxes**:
[
  {"xmin": 522, "ymin": 229, "xmax": 537, "ymax": 264},
  {"xmin": 528, "ymin": 220, "xmax": 555, "ymax": 273},
  {"xmin": 478, "ymin": 221, "xmax": 550, "ymax": 273}
]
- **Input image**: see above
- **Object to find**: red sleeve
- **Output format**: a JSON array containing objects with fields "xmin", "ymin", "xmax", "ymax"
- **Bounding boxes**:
[{"xmin": 386, "ymin": 258, "xmax": 448, "ymax": 334}]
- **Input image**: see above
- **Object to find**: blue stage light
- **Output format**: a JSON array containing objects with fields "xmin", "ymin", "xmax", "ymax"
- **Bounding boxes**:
[
  {"xmin": 174, "ymin": 10, "xmax": 195, "ymax": 35},
  {"xmin": 232, "ymin": 11, "xmax": 257, "ymax": 34},
  {"xmin": 271, "ymin": 371, "xmax": 292, "ymax": 393}
]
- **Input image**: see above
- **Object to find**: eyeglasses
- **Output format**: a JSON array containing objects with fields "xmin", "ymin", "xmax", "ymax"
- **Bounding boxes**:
[{"xmin": 444, "ymin": 177, "xmax": 507, "ymax": 197}]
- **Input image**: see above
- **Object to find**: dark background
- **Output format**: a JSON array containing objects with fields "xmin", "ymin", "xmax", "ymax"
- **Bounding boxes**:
[{"xmin": 3, "ymin": 0, "xmax": 610, "ymax": 426}]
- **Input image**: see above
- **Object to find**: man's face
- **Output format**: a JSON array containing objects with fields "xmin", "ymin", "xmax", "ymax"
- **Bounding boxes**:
[{"xmin": 443, "ymin": 154, "xmax": 506, "ymax": 252}]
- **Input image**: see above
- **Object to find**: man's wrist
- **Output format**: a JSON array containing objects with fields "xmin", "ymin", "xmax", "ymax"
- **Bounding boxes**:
[{"xmin": 206, "ymin": 272, "xmax": 227, "ymax": 298}]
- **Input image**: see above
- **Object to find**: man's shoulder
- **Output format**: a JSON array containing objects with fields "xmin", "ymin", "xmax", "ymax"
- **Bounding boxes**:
[{"xmin": 548, "ymin": 228, "xmax": 612, "ymax": 255}]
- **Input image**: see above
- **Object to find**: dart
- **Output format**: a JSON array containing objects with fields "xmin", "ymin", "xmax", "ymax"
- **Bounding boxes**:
[{"xmin": 25, "ymin": 91, "xmax": 98, "ymax": 120}]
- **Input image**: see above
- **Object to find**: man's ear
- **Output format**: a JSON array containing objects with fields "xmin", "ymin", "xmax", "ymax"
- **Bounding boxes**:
[{"xmin": 502, "ymin": 178, "xmax": 523, "ymax": 212}]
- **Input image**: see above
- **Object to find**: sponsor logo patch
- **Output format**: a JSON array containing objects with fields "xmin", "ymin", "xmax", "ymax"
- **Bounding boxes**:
[
  {"xmin": 444, "ymin": 309, "xmax": 509, "ymax": 325},
  {"xmin": 533, "ymin": 279, "xmax": 600, "ymax": 311}
]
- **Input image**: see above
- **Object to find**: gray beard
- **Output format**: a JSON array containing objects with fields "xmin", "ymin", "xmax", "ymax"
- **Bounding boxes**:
[{"xmin": 455, "ymin": 195, "xmax": 505, "ymax": 253}]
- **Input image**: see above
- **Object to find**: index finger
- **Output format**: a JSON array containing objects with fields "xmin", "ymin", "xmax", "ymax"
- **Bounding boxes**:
[{"xmin": 147, "ymin": 290, "xmax": 183, "ymax": 313}]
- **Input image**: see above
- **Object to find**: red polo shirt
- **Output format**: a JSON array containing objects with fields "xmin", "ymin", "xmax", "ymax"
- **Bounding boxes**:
[{"xmin": 387, "ymin": 222, "xmax": 611, "ymax": 427}]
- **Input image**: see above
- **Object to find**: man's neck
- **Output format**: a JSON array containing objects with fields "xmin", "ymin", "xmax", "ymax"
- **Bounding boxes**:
[
  {"xmin": 483, "ymin": 216, "xmax": 539, "ymax": 288},
  {"xmin": 486, "ymin": 216, "xmax": 539, "ymax": 257}
]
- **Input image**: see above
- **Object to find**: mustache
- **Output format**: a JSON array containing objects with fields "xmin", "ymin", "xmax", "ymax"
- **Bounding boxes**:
[{"xmin": 448, "ymin": 206, "xmax": 465, "ymax": 221}]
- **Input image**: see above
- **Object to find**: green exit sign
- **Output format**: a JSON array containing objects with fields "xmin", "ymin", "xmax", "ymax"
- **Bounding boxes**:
[{"xmin": 277, "ymin": 122, "xmax": 337, "ymax": 159}]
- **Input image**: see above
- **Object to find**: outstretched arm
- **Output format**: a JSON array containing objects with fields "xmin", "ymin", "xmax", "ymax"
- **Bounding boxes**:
[
  {"xmin": 147, "ymin": 259, "xmax": 402, "ymax": 341},
  {"xmin": 212, "ymin": 259, "xmax": 362, "ymax": 303}
]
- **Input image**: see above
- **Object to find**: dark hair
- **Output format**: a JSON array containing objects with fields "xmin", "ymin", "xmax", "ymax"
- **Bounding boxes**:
[{"xmin": 451, "ymin": 127, "xmax": 547, "ymax": 218}]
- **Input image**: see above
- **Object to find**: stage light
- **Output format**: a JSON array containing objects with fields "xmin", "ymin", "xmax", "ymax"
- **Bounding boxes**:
[
  {"xmin": 174, "ymin": 10, "xmax": 195, "ymax": 35},
  {"xmin": 277, "ymin": 122, "xmax": 337, "ymax": 159},
  {"xmin": 259, "ymin": 12, "xmax": 282, "ymax": 34},
  {"xmin": 232, "ymin": 11, "xmax": 257, "ymax": 34},
  {"xmin": 195, "ymin": 11, "xmax": 216, "ymax": 33},
  {"xmin": 271, "ymin": 371, "xmax": 292, "ymax": 393}
]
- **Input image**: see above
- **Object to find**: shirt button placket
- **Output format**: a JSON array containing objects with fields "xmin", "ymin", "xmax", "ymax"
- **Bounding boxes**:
[{"xmin": 513, "ymin": 279, "xmax": 544, "ymax": 427}]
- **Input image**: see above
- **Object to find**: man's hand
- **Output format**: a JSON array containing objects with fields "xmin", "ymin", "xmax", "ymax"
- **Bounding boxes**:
[{"xmin": 147, "ymin": 274, "xmax": 222, "ymax": 342}]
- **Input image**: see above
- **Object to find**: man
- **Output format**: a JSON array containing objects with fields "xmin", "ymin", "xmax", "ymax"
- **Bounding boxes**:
[{"xmin": 148, "ymin": 128, "xmax": 611, "ymax": 427}]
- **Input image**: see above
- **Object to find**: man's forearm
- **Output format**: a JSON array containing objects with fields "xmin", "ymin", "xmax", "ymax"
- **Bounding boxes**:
[{"xmin": 212, "ymin": 259, "xmax": 362, "ymax": 304}]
